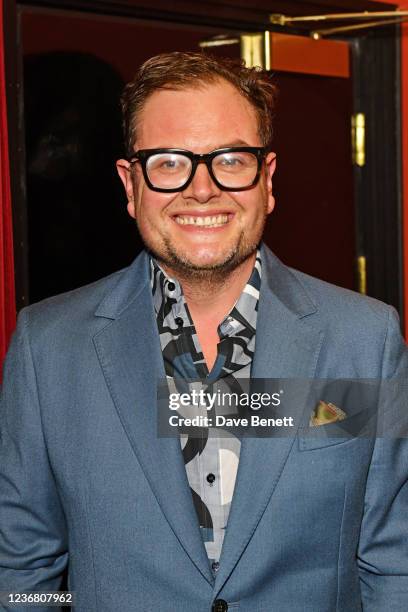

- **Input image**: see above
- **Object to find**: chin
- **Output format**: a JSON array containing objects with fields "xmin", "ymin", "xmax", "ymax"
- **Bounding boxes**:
[
  {"xmin": 174, "ymin": 243, "xmax": 240, "ymax": 266},
  {"xmin": 183, "ymin": 251, "xmax": 230, "ymax": 268},
  {"xmin": 166, "ymin": 243, "xmax": 257, "ymax": 278}
]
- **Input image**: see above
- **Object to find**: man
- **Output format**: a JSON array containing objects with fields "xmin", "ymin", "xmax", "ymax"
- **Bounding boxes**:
[{"xmin": 1, "ymin": 52, "xmax": 407, "ymax": 612}]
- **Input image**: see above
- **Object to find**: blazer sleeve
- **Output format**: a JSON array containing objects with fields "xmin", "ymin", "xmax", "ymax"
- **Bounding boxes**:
[
  {"xmin": 0, "ymin": 308, "xmax": 68, "ymax": 610},
  {"xmin": 358, "ymin": 306, "xmax": 408, "ymax": 611}
]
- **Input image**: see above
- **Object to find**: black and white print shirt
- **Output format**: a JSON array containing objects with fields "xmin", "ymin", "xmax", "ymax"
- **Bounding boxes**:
[{"xmin": 150, "ymin": 250, "xmax": 261, "ymax": 573}]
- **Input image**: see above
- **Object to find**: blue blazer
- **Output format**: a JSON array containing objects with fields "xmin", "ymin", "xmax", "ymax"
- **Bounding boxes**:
[{"xmin": 1, "ymin": 245, "xmax": 408, "ymax": 611}]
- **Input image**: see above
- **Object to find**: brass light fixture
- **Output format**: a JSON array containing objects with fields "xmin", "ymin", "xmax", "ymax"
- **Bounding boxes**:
[
  {"xmin": 270, "ymin": 11, "xmax": 408, "ymax": 38},
  {"xmin": 199, "ymin": 32, "xmax": 271, "ymax": 69}
]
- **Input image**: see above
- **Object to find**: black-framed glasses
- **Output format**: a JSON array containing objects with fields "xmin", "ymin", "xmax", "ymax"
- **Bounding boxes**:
[{"xmin": 127, "ymin": 147, "xmax": 267, "ymax": 192}]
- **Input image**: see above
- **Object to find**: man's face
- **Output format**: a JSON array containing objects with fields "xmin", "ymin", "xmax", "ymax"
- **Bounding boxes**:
[{"xmin": 117, "ymin": 80, "xmax": 276, "ymax": 278}]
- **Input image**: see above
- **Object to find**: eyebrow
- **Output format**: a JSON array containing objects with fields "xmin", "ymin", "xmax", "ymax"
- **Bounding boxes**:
[
  {"xmin": 130, "ymin": 140, "xmax": 258, "ymax": 157},
  {"xmin": 214, "ymin": 140, "xmax": 252, "ymax": 148}
]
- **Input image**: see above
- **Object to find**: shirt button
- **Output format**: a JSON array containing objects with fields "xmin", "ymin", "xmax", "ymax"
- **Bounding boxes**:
[
  {"xmin": 167, "ymin": 282, "xmax": 176, "ymax": 291},
  {"xmin": 206, "ymin": 473, "xmax": 216, "ymax": 484},
  {"xmin": 212, "ymin": 561, "xmax": 220, "ymax": 572},
  {"xmin": 175, "ymin": 317, "xmax": 184, "ymax": 327},
  {"xmin": 212, "ymin": 600, "xmax": 228, "ymax": 612}
]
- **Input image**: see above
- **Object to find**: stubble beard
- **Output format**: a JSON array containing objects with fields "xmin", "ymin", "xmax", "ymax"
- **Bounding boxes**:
[{"xmin": 138, "ymin": 212, "xmax": 268, "ymax": 286}]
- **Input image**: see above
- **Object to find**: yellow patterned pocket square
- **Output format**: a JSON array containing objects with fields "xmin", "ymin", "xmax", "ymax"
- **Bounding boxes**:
[{"xmin": 309, "ymin": 401, "xmax": 347, "ymax": 427}]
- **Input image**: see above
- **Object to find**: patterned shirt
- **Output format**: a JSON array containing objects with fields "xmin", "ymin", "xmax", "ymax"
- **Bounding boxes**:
[{"xmin": 150, "ymin": 251, "xmax": 261, "ymax": 572}]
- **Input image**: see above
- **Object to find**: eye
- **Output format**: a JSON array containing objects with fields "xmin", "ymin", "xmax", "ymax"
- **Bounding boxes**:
[
  {"xmin": 214, "ymin": 151, "xmax": 258, "ymax": 172},
  {"xmin": 219, "ymin": 155, "xmax": 243, "ymax": 166},
  {"xmin": 148, "ymin": 154, "xmax": 189, "ymax": 173},
  {"xmin": 214, "ymin": 152, "xmax": 255, "ymax": 173},
  {"xmin": 161, "ymin": 158, "xmax": 179, "ymax": 169}
]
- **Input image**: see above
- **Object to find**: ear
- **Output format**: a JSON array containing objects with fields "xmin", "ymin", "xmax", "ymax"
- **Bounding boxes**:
[
  {"xmin": 265, "ymin": 152, "xmax": 277, "ymax": 215},
  {"xmin": 116, "ymin": 159, "xmax": 136, "ymax": 219}
]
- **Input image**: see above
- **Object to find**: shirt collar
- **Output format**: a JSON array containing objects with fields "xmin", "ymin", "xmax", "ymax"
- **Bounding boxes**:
[{"xmin": 150, "ymin": 250, "xmax": 262, "ymax": 336}]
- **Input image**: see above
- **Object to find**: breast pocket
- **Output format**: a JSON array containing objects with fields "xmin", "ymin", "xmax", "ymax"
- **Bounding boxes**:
[{"xmin": 298, "ymin": 409, "xmax": 375, "ymax": 451}]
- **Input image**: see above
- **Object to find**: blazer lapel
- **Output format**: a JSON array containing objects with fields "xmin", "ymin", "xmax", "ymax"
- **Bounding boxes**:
[
  {"xmin": 93, "ymin": 252, "xmax": 213, "ymax": 585},
  {"xmin": 214, "ymin": 245, "xmax": 325, "ymax": 595}
]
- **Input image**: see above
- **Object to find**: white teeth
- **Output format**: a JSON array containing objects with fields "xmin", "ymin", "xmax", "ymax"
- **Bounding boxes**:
[{"xmin": 175, "ymin": 214, "xmax": 229, "ymax": 227}]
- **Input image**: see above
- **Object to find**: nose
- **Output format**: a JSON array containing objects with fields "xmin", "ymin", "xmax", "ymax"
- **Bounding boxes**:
[{"xmin": 181, "ymin": 161, "xmax": 221, "ymax": 203}]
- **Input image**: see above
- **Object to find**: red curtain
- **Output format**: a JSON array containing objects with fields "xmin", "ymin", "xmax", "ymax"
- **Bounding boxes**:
[{"xmin": 0, "ymin": 0, "xmax": 16, "ymax": 377}]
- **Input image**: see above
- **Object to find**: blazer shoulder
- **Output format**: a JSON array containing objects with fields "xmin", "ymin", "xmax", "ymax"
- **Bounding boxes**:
[
  {"xmin": 290, "ymin": 266, "xmax": 394, "ymax": 321},
  {"xmin": 284, "ymin": 266, "xmax": 401, "ymax": 358},
  {"xmin": 260, "ymin": 246, "xmax": 407, "ymax": 375},
  {"xmin": 286, "ymin": 267, "xmax": 407, "ymax": 377},
  {"xmin": 261, "ymin": 243, "xmax": 395, "ymax": 330},
  {"xmin": 18, "ymin": 266, "xmax": 129, "ymax": 343}
]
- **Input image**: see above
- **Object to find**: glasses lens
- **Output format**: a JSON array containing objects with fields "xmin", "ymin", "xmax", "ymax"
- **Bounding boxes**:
[
  {"xmin": 212, "ymin": 151, "xmax": 259, "ymax": 188},
  {"xmin": 146, "ymin": 153, "xmax": 192, "ymax": 189}
]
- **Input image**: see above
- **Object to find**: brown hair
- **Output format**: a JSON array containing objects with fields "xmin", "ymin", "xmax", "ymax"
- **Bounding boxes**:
[{"xmin": 120, "ymin": 51, "xmax": 277, "ymax": 158}]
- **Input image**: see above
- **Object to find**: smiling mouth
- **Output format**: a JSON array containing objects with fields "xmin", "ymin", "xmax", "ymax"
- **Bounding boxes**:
[{"xmin": 174, "ymin": 214, "xmax": 231, "ymax": 228}]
